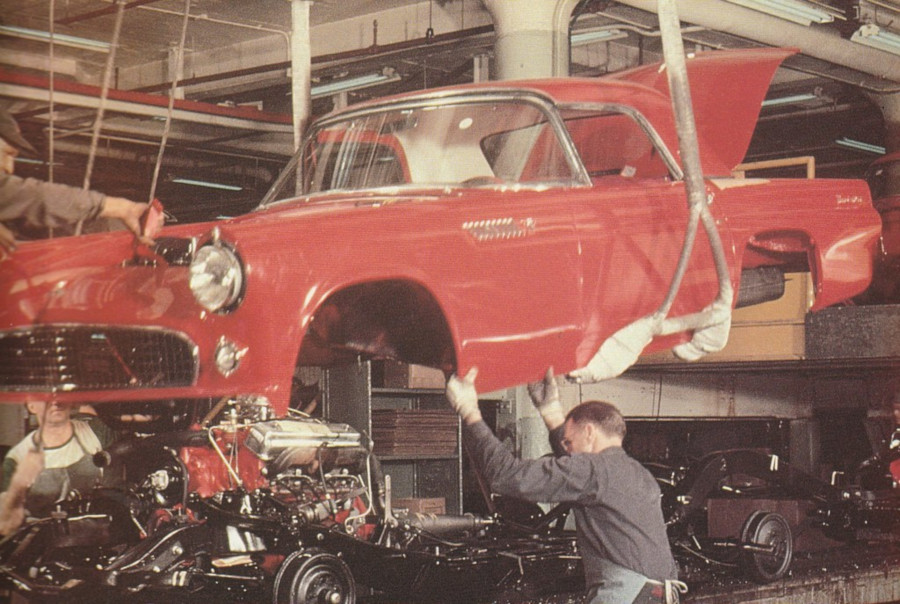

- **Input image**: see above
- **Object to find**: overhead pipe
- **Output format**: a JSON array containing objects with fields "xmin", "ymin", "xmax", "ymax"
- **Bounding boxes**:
[
  {"xmin": 570, "ymin": 0, "xmax": 734, "ymax": 383},
  {"xmin": 125, "ymin": 25, "xmax": 494, "ymax": 96},
  {"xmin": 1, "ymin": 70, "xmax": 292, "ymax": 132},
  {"xmin": 52, "ymin": 136, "xmax": 284, "ymax": 171},
  {"xmin": 614, "ymin": 0, "xmax": 900, "ymax": 86}
]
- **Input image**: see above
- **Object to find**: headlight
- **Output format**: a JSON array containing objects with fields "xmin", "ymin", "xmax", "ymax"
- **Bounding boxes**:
[{"xmin": 189, "ymin": 242, "xmax": 244, "ymax": 312}]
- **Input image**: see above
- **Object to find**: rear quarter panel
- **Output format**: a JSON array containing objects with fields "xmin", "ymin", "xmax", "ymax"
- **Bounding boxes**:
[{"xmin": 710, "ymin": 177, "xmax": 880, "ymax": 310}]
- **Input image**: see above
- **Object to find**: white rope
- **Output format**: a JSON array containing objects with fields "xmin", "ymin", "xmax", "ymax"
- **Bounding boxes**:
[
  {"xmin": 149, "ymin": 0, "xmax": 192, "ymax": 202},
  {"xmin": 665, "ymin": 579, "xmax": 689, "ymax": 604}
]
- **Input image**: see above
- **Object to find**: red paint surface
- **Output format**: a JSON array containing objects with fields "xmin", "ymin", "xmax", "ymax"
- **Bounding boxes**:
[{"xmin": 0, "ymin": 49, "xmax": 881, "ymax": 413}]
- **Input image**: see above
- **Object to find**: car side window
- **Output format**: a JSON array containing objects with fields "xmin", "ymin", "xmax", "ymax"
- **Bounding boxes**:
[
  {"xmin": 561, "ymin": 109, "xmax": 671, "ymax": 181},
  {"xmin": 482, "ymin": 122, "xmax": 572, "ymax": 183}
]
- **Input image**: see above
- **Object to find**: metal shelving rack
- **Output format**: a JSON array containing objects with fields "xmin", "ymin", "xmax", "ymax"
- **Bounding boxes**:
[{"xmin": 323, "ymin": 362, "xmax": 463, "ymax": 514}]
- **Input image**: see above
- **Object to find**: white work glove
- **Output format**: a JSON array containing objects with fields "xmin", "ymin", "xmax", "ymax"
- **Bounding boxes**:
[
  {"xmin": 527, "ymin": 367, "xmax": 566, "ymax": 429},
  {"xmin": 446, "ymin": 367, "xmax": 482, "ymax": 425}
]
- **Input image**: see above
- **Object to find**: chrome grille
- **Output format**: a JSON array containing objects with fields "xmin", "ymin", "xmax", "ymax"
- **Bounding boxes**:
[{"xmin": 0, "ymin": 326, "xmax": 197, "ymax": 392}]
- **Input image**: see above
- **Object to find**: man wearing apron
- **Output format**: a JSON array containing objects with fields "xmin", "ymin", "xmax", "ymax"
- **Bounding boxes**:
[
  {"xmin": 0, "ymin": 402, "xmax": 116, "ymax": 535},
  {"xmin": 446, "ymin": 368, "xmax": 687, "ymax": 604}
]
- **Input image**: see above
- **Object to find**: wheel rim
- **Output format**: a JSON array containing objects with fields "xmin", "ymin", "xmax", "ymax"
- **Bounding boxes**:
[
  {"xmin": 291, "ymin": 559, "xmax": 350, "ymax": 604},
  {"xmin": 274, "ymin": 551, "xmax": 356, "ymax": 604},
  {"xmin": 744, "ymin": 512, "xmax": 793, "ymax": 582}
]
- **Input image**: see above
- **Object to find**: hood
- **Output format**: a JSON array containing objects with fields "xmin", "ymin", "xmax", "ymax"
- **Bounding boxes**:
[
  {"xmin": 606, "ymin": 47, "xmax": 798, "ymax": 175},
  {"xmin": 0, "ymin": 190, "xmax": 445, "ymax": 328}
]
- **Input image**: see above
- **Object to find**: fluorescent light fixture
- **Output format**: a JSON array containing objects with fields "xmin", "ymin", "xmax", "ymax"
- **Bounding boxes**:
[
  {"xmin": 761, "ymin": 93, "xmax": 818, "ymax": 107},
  {"xmin": 0, "ymin": 24, "xmax": 110, "ymax": 51},
  {"xmin": 173, "ymin": 178, "xmax": 243, "ymax": 191},
  {"xmin": 851, "ymin": 24, "xmax": 900, "ymax": 55},
  {"xmin": 571, "ymin": 28, "xmax": 627, "ymax": 47},
  {"xmin": 725, "ymin": 0, "xmax": 834, "ymax": 25},
  {"xmin": 311, "ymin": 71, "xmax": 401, "ymax": 99},
  {"xmin": 14, "ymin": 157, "xmax": 62, "ymax": 167},
  {"xmin": 835, "ymin": 137, "xmax": 885, "ymax": 155}
]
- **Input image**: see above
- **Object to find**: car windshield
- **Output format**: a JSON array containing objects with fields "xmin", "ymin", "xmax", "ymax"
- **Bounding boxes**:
[{"xmin": 265, "ymin": 97, "xmax": 580, "ymax": 201}]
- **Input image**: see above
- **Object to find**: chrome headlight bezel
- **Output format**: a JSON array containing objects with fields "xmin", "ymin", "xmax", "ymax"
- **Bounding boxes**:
[{"xmin": 189, "ymin": 240, "xmax": 245, "ymax": 313}]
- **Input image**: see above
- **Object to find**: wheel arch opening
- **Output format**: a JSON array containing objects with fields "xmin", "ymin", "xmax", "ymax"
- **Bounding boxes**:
[
  {"xmin": 738, "ymin": 229, "xmax": 817, "ymax": 308},
  {"xmin": 294, "ymin": 279, "xmax": 457, "ymax": 376}
]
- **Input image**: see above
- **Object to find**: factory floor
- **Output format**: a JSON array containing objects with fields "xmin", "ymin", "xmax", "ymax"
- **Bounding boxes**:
[
  {"xmin": 684, "ymin": 541, "xmax": 900, "ymax": 604},
  {"xmin": 458, "ymin": 541, "xmax": 900, "ymax": 604}
]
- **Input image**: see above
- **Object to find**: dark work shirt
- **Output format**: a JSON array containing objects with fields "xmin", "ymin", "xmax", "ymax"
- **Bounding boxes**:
[
  {"xmin": 0, "ymin": 173, "xmax": 106, "ymax": 235},
  {"xmin": 464, "ymin": 421, "xmax": 678, "ymax": 586}
]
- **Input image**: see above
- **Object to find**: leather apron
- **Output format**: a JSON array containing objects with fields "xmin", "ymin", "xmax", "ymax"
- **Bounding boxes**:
[
  {"xmin": 24, "ymin": 426, "xmax": 101, "ymax": 517},
  {"xmin": 586, "ymin": 558, "xmax": 669, "ymax": 604}
]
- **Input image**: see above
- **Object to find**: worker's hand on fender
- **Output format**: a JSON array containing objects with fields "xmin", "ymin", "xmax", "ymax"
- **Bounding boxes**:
[
  {"xmin": 0, "ymin": 222, "xmax": 17, "ymax": 255},
  {"xmin": 101, "ymin": 197, "xmax": 154, "ymax": 245},
  {"xmin": 527, "ymin": 367, "xmax": 566, "ymax": 430},
  {"xmin": 446, "ymin": 367, "xmax": 482, "ymax": 425}
]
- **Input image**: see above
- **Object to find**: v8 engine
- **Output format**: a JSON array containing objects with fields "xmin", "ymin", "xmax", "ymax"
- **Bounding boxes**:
[{"xmin": 0, "ymin": 398, "xmax": 583, "ymax": 604}]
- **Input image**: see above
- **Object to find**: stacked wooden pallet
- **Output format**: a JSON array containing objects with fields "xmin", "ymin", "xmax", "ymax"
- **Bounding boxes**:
[{"xmin": 371, "ymin": 409, "xmax": 458, "ymax": 456}]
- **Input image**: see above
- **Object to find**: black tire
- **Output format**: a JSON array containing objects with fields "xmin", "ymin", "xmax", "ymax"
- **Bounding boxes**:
[
  {"xmin": 740, "ymin": 511, "xmax": 793, "ymax": 583},
  {"xmin": 272, "ymin": 549, "xmax": 356, "ymax": 604}
]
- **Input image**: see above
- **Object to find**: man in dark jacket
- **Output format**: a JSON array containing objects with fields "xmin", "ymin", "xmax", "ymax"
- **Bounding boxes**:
[
  {"xmin": 0, "ymin": 107, "xmax": 150, "ymax": 254},
  {"xmin": 446, "ymin": 367, "xmax": 686, "ymax": 603}
]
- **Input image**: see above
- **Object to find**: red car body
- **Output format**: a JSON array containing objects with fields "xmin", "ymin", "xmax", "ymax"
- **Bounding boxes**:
[{"xmin": 0, "ymin": 48, "xmax": 881, "ymax": 414}]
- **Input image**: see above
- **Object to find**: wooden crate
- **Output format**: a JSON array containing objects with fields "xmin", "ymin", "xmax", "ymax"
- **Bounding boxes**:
[
  {"xmin": 380, "ymin": 361, "xmax": 447, "ymax": 389},
  {"xmin": 640, "ymin": 272, "xmax": 812, "ymax": 364}
]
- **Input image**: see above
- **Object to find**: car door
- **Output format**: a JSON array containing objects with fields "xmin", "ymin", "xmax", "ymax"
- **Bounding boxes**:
[
  {"xmin": 567, "ymin": 108, "xmax": 732, "ymax": 366},
  {"xmin": 399, "ymin": 100, "xmax": 585, "ymax": 391},
  {"xmin": 437, "ymin": 185, "xmax": 583, "ymax": 391}
]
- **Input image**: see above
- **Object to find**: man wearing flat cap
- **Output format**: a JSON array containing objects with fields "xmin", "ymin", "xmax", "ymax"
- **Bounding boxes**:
[{"xmin": 0, "ymin": 106, "xmax": 150, "ymax": 254}]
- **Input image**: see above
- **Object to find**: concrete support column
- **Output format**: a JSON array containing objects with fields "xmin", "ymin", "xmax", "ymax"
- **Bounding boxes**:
[
  {"xmin": 482, "ymin": 0, "xmax": 580, "ymax": 80},
  {"xmin": 289, "ymin": 0, "xmax": 313, "ymax": 152}
]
